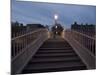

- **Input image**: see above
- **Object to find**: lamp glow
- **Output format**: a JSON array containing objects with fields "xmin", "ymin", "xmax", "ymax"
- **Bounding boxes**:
[
  {"xmin": 55, "ymin": 26, "xmax": 57, "ymax": 28},
  {"xmin": 56, "ymin": 32, "xmax": 58, "ymax": 34},
  {"xmin": 54, "ymin": 14, "xmax": 58, "ymax": 20}
]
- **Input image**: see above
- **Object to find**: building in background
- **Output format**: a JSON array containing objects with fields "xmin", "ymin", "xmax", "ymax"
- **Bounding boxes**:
[
  {"xmin": 71, "ymin": 22, "xmax": 96, "ymax": 37},
  {"xmin": 11, "ymin": 21, "xmax": 46, "ymax": 38},
  {"xmin": 26, "ymin": 24, "xmax": 45, "ymax": 32}
]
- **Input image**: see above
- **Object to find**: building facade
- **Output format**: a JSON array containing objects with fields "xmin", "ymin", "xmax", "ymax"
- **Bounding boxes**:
[{"xmin": 71, "ymin": 22, "xmax": 96, "ymax": 37}]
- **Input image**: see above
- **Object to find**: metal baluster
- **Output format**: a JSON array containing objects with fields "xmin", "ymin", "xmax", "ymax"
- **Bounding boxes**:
[
  {"xmin": 16, "ymin": 42, "xmax": 19, "ymax": 55},
  {"xmin": 84, "ymin": 36, "xmax": 86, "ymax": 47},
  {"xmin": 27, "ymin": 35, "xmax": 29, "ymax": 46},
  {"xmin": 16, "ymin": 33, "xmax": 18, "ymax": 37},
  {"xmin": 89, "ymin": 39, "xmax": 91, "ymax": 52},
  {"xmin": 22, "ymin": 37, "xmax": 24, "ymax": 50},
  {"xmin": 18, "ymin": 42, "xmax": 20, "ymax": 53},
  {"xmin": 12, "ymin": 41, "xmax": 15, "ymax": 57},
  {"xmin": 86, "ymin": 38, "xmax": 88, "ymax": 49},
  {"xmin": 91, "ymin": 39, "xmax": 93, "ymax": 53},
  {"xmin": 27, "ymin": 35, "xmax": 28, "ymax": 45},
  {"xmin": 86, "ymin": 37, "xmax": 88, "ymax": 49},
  {"xmin": 13, "ymin": 41, "xmax": 15, "ymax": 57},
  {"xmin": 23, "ymin": 37, "xmax": 25, "ymax": 49},
  {"xmin": 22, "ymin": 38, "xmax": 24, "ymax": 51},
  {"xmin": 81, "ymin": 35, "xmax": 83, "ymax": 46},
  {"xmin": 93, "ymin": 40, "xmax": 95, "ymax": 55},
  {"xmin": 82, "ymin": 36, "xmax": 84, "ymax": 46},
  {"xmin": 25, "ymin": 36, "xmax": 27, "ymax": 47},
  {"xmin": 91, "ymin": 40, "xmax": 93, "ymax": 54},
  {"xmin": 81, "ymin": 35, "xmax": 82, "ymax": 45},
  {"xmin": 79, "ymin": 34, "xmax": 80, "ymax": 44},
  {"xmin": 88, "ymin": 38, "xmax": 90, "ymax": 50},
  {"xmin": 20, "ymin": 40, "xmax": 22, "ymax": 51}
]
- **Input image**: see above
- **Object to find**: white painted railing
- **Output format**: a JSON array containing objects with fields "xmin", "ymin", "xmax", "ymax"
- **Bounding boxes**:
[
  {"xmin": 63, "ymin": 29, "xmax": 96, "ymax": 69},
  {"xmin": 11, "ymin": 28, "xmax": 49, "ymax": 74},
  {"xmin": 64, "ymin": 29, "xmax": 95, "ymax": 55}
]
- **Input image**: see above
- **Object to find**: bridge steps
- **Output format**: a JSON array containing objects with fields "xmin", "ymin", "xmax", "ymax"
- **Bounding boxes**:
[{"xmin": 21, "ymin": 38, "xmax": 87, "ymax": 74}]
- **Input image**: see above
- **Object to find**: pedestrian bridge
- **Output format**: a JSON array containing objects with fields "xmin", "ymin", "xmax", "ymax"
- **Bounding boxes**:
[{"xmin": 11, "ymin": 28, "xmax": 96, "ymax": 74}]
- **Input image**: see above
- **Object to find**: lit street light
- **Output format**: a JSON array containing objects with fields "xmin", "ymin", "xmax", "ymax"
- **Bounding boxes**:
[
  {"xmin": 56, "ymin": 32, "xmax": 58, "ymax": 34},
  {"xmin": 55, "ymin": 25, "xmax": 57, "ymax": 29},
  {"xmin": 54, "ymin": 14, "xmax": 58, "ymax": 20}
]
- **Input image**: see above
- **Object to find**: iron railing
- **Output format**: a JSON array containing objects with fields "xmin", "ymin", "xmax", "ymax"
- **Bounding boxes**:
[
  {"xmin": 11, "ymin": 28, "xmax": 48, "ymax": 59},
  {"xmin": 64, "ymin": 30, "xmax": 96, "ymax": 55},
  {"xmin": 11, "ymin": 28, "xmax": 49, "ymax": 74}
]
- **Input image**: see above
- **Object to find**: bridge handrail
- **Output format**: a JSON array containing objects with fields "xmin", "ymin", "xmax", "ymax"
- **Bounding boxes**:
[
  {"xmin": 72, "ymin": 30, "xmax": 95, "ymax": 40},
  {"xmin": 64, "ymin": 29, "xmax": 96, "ymax": 55},
  {"xmin": 11, "ymin": 28, "xmax": 49, "ymax": 74},
  {"xmin": 11, "ymin": 28, "xmax": 48, "ymax": 58},
  {"xmin": 12, "ymin": 29, "xmax": 47, "ymax": 41},
  {"xmin": 65, "ymin": 29, "xmax": 95, "ymax": 40},
  {"xmin": 63, "ymin": 29, "xmax": 96, "ymax": 69}
]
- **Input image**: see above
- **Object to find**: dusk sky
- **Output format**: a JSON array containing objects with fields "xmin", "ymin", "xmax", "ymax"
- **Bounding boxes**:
[{"xmin": 11, "ymin": 0, "xmax": 96, "ymax": 28}]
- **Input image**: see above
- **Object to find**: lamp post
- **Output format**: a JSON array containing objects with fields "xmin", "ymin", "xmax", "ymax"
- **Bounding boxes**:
[
  {"xmin": 52, "ymin": 14, "xmax": 59, "ymax": 38},
  {"xmin": 54, "ymin": 14, "xmax": 58, "ymax": 24}
]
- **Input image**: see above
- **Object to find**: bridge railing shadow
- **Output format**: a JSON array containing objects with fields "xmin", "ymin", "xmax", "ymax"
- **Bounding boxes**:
[
  {"xmin": 11, "ymin": 28, "xmax": 49, "ymax": 74},
  {"xmin": 63, "ymin": 29, "xmax": 96, "ymax": 69}
]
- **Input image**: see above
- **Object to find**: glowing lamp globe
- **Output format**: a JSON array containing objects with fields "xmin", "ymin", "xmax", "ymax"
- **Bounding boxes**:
[{"xmin": 54, "ymin": 14, "xmax": 58, "ymax": 20}]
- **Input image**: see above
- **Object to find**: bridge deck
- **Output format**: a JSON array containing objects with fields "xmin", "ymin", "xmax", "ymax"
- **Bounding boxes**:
[{"xmin": 21, "ymin": 36, "xmax": 87, "ymax": 74}]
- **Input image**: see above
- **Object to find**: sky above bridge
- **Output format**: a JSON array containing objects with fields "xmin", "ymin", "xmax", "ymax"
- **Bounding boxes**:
[{"xmin": 11, "ymin": 0, "xmax": 96, "ymax": 28}]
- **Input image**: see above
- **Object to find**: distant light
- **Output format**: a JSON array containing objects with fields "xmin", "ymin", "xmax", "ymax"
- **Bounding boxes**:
[
  {"xmin": 56, "ymin": 32, "xmax": 58, "ymax": 34},
  {"xmin": 55, "ymin": 25, "xmax": 57, "ymax": 29},
  {"xmin": 54, "ymin": 14, "xmax": 58, "ymax": 20}
]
